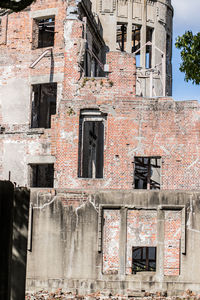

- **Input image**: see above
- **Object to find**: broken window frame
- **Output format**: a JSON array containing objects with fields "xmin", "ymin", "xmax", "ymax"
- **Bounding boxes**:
[
  {"xmin": 78, "ymin": 109, "xmax": 106, "ymax": 179},
  {"xmin": 116, "ymin": 22, "xmax": 127, "ymax": 52},
  {"xmin": 132, "ymin": 246, "xmax": 156, "ymax": 274},
  {"xmin": 30, "ymin": 82, "xmax": 57, "ymax": 129},
  {"xmin": 134, "ymin": 156, "xmax": 161, "ymax": 190},
  {"xmin": 29, "ymin": 163, "xmax": 54, "ymax": 188},
  {"xmin": 32, "ymin": 16, "xmax": 55, "ymax": 49}
]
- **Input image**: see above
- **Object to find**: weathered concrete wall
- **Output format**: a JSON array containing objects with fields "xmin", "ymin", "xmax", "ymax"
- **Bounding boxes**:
[
  {"xmin": 26, "ymin": 189, "xmax": 200, "ymax": 296},
  {"xmin": 0, "ymin": 181, "xmax": 30, "ymax": 300}
]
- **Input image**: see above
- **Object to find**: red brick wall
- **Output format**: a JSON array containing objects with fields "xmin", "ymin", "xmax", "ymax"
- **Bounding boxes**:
[
  {"xmin": 164, "ymin": 210, "xmax": 182, "ymax": 276},
  {"xmin": 0, "ymin": 0, "xmax": 199, "ymax": 191},
  {"xmin": 102, "ymin": 209, "xmax": 182, "ymax": 276},
  {"xmin": 51, "ymin": 99, "xmax": 200, "ymax": 190},
  {"xmin": 0, "ymin": 0, "xmax": 66, "ymax": 88},
  {"xmin": 103, "ymin": 209, "xmax": 120, "ymax": 274},
  {"xmin": 126, "ymin": 210, "xmax": 157, "ymax": 274}
]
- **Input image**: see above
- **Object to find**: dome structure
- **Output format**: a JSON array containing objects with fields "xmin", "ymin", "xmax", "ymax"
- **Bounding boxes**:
[{"xmin": 91, "ymin": 0, "xmax": 173, "ymax": 97}]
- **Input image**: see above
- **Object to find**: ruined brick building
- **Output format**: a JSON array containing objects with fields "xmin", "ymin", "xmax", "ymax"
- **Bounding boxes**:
[{"xmin": 0, "ymin": 0, "xmax": 200, "ymax": 297}]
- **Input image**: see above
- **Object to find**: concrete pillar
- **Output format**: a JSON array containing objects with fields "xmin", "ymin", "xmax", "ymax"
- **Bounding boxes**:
[
  {"xmin": 119, "ymin": 207, "xmax": 127, "ymax": 275},
  {"xmin": 141, "ymin": 0, "xmax": 147, "ymax": 68},
  {"xmin": 125, "ymin": 1, "xmax": 133, "ymax": 53},
  {"xmin": 157, "ymin": 209, "xmax": 164, "ymax": 280}
]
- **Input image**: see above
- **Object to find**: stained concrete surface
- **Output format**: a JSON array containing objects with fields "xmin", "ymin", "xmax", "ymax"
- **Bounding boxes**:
[{"xmin": 26, "ymin": 190, "xmax": 200, "ymax": 296}]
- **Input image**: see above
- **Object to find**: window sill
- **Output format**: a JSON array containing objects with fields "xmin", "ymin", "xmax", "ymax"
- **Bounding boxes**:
[
  {"xmin": 78, "ymin": 177, "xmax": 104, "ymax": 180},
  {"xmin": 27, "ymin": 128, "xmax": 45, "ymax": 135},
  {"xmin": 126, "ymin": 271, "xmax": 156, "ymax": 276}
]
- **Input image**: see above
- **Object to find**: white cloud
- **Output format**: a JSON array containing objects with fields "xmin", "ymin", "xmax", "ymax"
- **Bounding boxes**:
[{"xmin": 171, "ymin": 0, "xmax": 200, "ymax": 34}]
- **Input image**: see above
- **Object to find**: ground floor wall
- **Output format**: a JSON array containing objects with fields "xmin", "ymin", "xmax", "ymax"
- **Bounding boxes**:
[{"xmin": 26, "ymin": 189, "xmax": 200, "ymax": 296}]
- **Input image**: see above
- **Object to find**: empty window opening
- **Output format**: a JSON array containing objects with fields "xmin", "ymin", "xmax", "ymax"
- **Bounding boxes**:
[
  {"xmin": 132, "ymin": 24, "xmax": 141, "ymax": 67},
  {"xmin": 166, "ymin": 33, "xmax": 171, "ymax": 74},
  {"xmin": 79, "ymin": 110, "xmax": 105, "ymax": 178},
  {"xmin": 134, "ymin": 157, "xmax": 161, "ymax": 189},
  {"xmin": 85, "ymin": 43, "xmax": 100, "ymax": 77},
  {"xmin": 84, "ymin": 42, "xmax": 90, "ymax": 77},
  {"xmin": 132, "ymin": 247, "xmax": 156, "ymax": 273},
  {"xmin": 146, "ymin": 27, "xmax": 153, "ymax": 68},
  {"xmin": 116, "ymin": 23, "xmax": 127, "ymax": 52},
  {"xmin": 31, "ymin": 83, "xmax": 57, "ymax": 129},
  {"xmin": 30, "ymin": 164, "xmax": 54, "ymax": 187},
  {"xmin": 32, "ymin": 16, "xmax": 55, "ymax": 49},
  {"xmin": 91, "ymin": 44, "xmax": 99, "ymax": 77}
]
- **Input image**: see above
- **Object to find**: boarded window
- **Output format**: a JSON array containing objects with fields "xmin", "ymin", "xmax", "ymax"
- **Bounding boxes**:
[
  {"xmin": 134, "ymin": 157, "xmax": 161, "ymax": 189},
  {"xmin": 30, "ymin": 164, "xmax": 54, "ymax": 187},
  {"xmin": 32, "ymin": 16, "xmax": 55, "ymax": 49},
  {"xmin": 116, "ymin": 23, "xmax": 127, "ymax": 51},
  {"xmin": 31, "ymin": 83, "xmax": 57, "ymax": 129},
  {"xmin": 79, "ymin": 110, "xmax": 105, "ymax": 178},
  {"xmin": 132, "ymin": 246, "xmax": 156, "ymax": 273}
]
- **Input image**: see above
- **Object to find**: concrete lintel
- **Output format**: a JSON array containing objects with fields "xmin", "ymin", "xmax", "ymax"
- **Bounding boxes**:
[
  {"xmin": 30, "ymin": 8, "xmax": 58, "ymax": 19},
  {"xmin": 99, "ymin": 204, "xmax": 157, "ymax": 210},
  {"xmin": 29, "ymin": 73, "xmax": 64, "ymax": 84},
  {"xmin": 27, "ymin": 155, "xmax": 56, "ymax": 164}
]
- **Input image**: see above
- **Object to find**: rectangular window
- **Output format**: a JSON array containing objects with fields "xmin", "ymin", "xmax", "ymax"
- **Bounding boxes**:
[
  {"xmin": 31, "ymin": 83, "xmax": 57, "ymax": 129},
  {"xmin": 132, "ymin": 24, "xmax": 141, "ymax": 67},
  {"xmin": 85, "ymin": 43, "xmax": 100, "ymax": 77},
  {"xmin": 132, "ymin": 246, "xmax": 156, "ymax": 273},
  {"xmin": 146, "ymin": 27, "xmax": 153, "ymax": 68},
  {"xmin": 116, "ymin": 23, "xmax": 127, "ymax": 52},
  {"xmin": 79, "ymin": 109, "xmax": 105, "ymax": 178},
  {"xmin": 91, "ymin": 44, "xmax": 99, "ymax": 77},
  {"xmin": 166, "ymin": 33, "xmax": 171, "ymax": 74},
  {"xmin": 32, "ymin": 16, "xmax": 55, "ymax": 49},
  {"xmin": 29, "ymin": 164, "xmax": 54, "ymax": 187},
  {"xmin": 134, "ymin": 157, "xmax": 161, "ymax": 189}
]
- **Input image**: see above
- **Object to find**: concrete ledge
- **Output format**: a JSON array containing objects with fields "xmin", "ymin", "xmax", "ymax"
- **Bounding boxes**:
[{"xmin": 30, "ymin": 8, "xmax": 59, "ymax": 19}]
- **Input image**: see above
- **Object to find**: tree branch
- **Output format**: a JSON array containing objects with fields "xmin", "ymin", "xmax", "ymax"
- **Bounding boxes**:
[{"xmin": 0, "ymin": 0, "xmax": 35, "ymax": 12}]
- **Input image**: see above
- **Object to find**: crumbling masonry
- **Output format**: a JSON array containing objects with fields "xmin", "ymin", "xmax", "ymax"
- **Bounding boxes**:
[{"xmin": 0, "ymin": 0, "xmax": 200, "ymax": 297}]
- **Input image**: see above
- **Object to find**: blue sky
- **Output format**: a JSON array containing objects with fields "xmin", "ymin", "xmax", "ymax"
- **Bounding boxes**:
[{"xmin": 171, "ymin": 0, "xmax": 200, "ymax": 101}]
